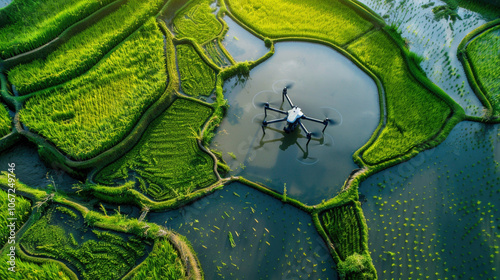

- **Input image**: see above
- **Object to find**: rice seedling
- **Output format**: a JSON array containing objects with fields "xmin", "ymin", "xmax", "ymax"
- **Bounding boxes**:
[
  {"xmin": 177, "ymin": 44, "xmax": 217, "ymax": 96},
  {"xmin": 346, "ymin": 31, "xmax": 451, "ymax": 164},
  {"xmin": 0, "ymin": 103, "xmax": 11, "ymax": 138},
  {"xmin": 0, "ymin": 189, "xmax": 31, "ymax": 247},
  {"xmin": 225, "ymin": 0, "xmax": 373, "ymax": 46},
  {"xmin": 204, "ymin": 40, "xmax": 232, "ymax": 67},
  {"xmin": 172, "ymin": 0, "xmax": 222, "ymax": 44},
  {"xmin": 322, "ymin": 203, "xmax": 363, "ymax": 261},
  {"xmin": 95, "ymin": 98, "xmax": 217, "ymax": 201},
  {"xmin": 20, "ymin": 18, "xmax": 166, "ymax": 160},
  {"xmin": 8, "ymin": 0, "xmax": 165, "ymax": 95},
  {"xmin": 0, "ymin": 0, "xmax": 115, "ymax": 58},
  {"xmin": 21, "ymin": 206, "xmax": 147, "ymax": 280},
  {"xmin": 466, "ymin": 26, "xmax": 500, "ymax": 114},
  {"xmin": 127, "ymin": 238, "xmax": 185, "ymax": 279}
]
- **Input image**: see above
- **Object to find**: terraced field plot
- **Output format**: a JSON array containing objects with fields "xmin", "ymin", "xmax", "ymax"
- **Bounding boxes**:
[{"xmin": 0, "ymin": 0, "xmax": 498, "ymax": 279}]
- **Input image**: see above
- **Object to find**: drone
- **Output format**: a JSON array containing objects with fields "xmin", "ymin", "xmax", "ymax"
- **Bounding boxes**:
[{"xmin": 261, "ymin": 87, "xmax": 333, "ymax": 145}]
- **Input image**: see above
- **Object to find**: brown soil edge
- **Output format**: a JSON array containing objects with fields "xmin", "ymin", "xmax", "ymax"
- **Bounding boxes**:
[
  {"xmin": 457, "ymin": 19, "xmax": 500, "ymax": 122},
  {"xmin": 0, "ymin": 0, "xmax": 128, "ymax": 71}
]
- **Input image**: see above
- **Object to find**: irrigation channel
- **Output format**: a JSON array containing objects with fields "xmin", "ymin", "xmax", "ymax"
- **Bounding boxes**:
[
  {"xmin": 0, "ymin": 139, "xmax": 78, "ymax": 192},
  {"xmin": 221, "ymin": 16, "xmax": 268, "ymax": 62},
  {"xmin": 211, "ymin": 41, "xmax": 379, "ymax": 205},
  {"xmin": 147, "ymin": 182, "xmax": 337, "ymax": 280},
  {"xmin": 360, "ymin": 122, "xmax": 500, "ymax": 279},
  {"xmin": 356, "ymin": 0, "xmax": 490, "ymax": 117}
]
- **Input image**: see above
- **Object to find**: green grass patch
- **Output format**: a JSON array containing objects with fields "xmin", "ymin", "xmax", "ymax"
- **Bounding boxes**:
[
  {"xmin": 0, "ymin": 249, "xmax": 73, "ymax": 279},
  {"xmin": 177, "ymin": 44, "xmax": 217, "ymax": 96},
  {"xmin": 225, "ymin": 0, "xmax": 373, "ymax": 46},
  {"xmin": 127, "ymin": 238, "xmax": 185, "ymax": 280},
  {"xmin": 20, "ymin": 18, "xmax": 166, "ymax": 160},
  {"xmin": 172, "ymin": 0, "xmax": 222, "ymax": 43},
  {"xmin": 0, "ymin": 0, "xmax": 115, "ymax": 59},
  {"xmin": 0, "ymin": 189, "xmax": 31, "ymax": 247},
  {"xmin": 466, "ymin": 25, "xmax": 500, "ymax": 114},
  {"xmin": 322, "ymin": 203, "xmax": 363, "ymax": 261},
  {"xmin": 346, "ymin": 31, "xmax": 451, "ymax": 164},
  {"xmin": 96, "ymin": 98, "xmax": 217, "ymax": 201},
  {"xmin": 0, "ymin": 103, "xmax": 11, "ymax": 138},
  {"xmin": 8, "ymin": 0, "xmax": 164, "ymax": 95},
  {"xmin": 21, "ymin": 205, "xmax": 147, "ymax": 280}
]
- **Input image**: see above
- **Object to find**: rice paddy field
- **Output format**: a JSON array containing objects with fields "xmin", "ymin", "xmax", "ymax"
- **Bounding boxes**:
[{"xmin": 0, "ymin": 0, "xmax": 498, "ymax": 279}]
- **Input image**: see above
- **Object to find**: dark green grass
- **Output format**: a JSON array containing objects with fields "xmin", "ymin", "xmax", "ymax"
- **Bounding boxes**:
[
  {"xmin": 177, "ymin": 44, "xmax": 217, "ymax": 96},
  {"xmin": 322, "ymin": 203, "xmax": 363, "ymax": 261},
  {"xmin": 347, "ymin": 31, "xmax": 451, "ymax": 164},
  {"xmin": 0, "ymin": 250, "xmax": 72, "ymax": 279},
  {"xmin": 172, "ymin": 0, "xmax": 222, "ymax": 43},
  {"xmin": 20, "ymin": 206, "xmax": 146, "ymax": 280},
  {"xmin": 20, "ymin": 18, "xmax": 166, "ymax": 160},
  {"xmin": 96, "ymin": 98, "xmax": 217, "ymax": 201},
  {"xmin": 0, "ymin": 103, "xmax": 11, "ymax": 138},
  {"xmin": 0, "ymin": 188, "xmax": 31, "ymax": 247},
  {"xmin": 127, "ymin": 238, "xmax": 185, "ymax": 279},
  {"xmin": 0, "ymin": 0, "xmax": 115, "ymax": 59},
  {"xmin": 467, "ymin": 26, "xmax": 500, "ymax": 114},
  {"xmin": 8, "ymin": 0, "xmax": 164, "ymax": 95}
]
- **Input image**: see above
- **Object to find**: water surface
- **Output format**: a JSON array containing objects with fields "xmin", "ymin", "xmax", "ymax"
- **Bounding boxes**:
[
  {"xmin": 222, "ymin": 16, "xmax": 269, "ymax": 62},
  {"xmin": 212, "ymin": 42, "xmax": 380, "ymax": 205}
]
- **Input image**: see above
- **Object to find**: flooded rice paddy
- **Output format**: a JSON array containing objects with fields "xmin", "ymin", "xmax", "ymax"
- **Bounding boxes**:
[{"xmin": 222, "ymin": 16, "xmax": 269, "ymax": 62}]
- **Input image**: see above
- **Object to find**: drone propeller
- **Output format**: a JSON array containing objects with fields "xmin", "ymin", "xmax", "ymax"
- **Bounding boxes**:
[
  {"xmin": 284, "ymin": 82, "xmax": 295, "ymax": 90},
  {"xmin": 320, "ymin": 107, "xmax": 342, "ymax": 126},
  {"xmin": 252, "ymin": 90, "xmax": 280, "ymax": 109}
]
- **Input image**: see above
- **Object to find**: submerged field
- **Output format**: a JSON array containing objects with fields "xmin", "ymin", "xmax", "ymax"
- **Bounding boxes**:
[{"xmin": 0, "ymin": 0, "xmax": 498, "ymax": 279}]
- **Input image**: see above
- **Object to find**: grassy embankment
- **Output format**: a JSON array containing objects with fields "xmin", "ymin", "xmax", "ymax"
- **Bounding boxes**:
[
  {"xmin": 0, "ymin": 0, "xmax": 115, "ymax": 59},
  {"xmin": 20, "ymin": 205, "xmax": 147, "ymax": 280},
  {"xmin": 19, "ymin": 18, "xmax": 166, "ymax": 160},
  {"xmin": 7, "ymin": 0, "xmax": 164, "ymax": 95},
  {"xmin": 0, "ymin": 175, "xmax": 199, "ymax": 279},
  {"xmin": 95, "ymin": 98, "xmax": 217, "ymax": 201},
  {"xmin": 0, "ymin": 103, "xmax": 10, "ymax": 138},
  {"xmin": 177, "ymin": 44, "xmax": 217, "ymax": 96},
  {"xmin": 172, "ymin": 0, "xmax": 223, "ymax": 44},
  {"xmin": 224, "ymin": 0, "xmax": 464, "ymax": 278},
  {"xmin": 0, "ymin": 189, "xmax": 31, "ymax": 247},
  {"xmin": 458, "ymin": 20, "xmax": 500, "ymax": 121}
]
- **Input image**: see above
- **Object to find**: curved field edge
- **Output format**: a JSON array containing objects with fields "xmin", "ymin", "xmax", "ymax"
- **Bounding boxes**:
[
  {"xmin": 0, "ymin": 0, "xmax": 117, "ymax": 59},
  {"xmin": 0, "ymin": 176, "xmax": 202, "ymax": 280},
  {"xmin": 457, "ymin": 19, "xmax": 500, "ymax": 123}
]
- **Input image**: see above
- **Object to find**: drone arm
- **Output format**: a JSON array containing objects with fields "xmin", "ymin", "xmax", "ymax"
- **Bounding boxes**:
[
  {"xmin": 264, "ymin": 105, "xmax": 288, "ymax": 117},
  {"xmin": 302, "ymin": 115, "xmax": 329, "ymax": 133},
  {"xmin": 263, "ymin": 117, "xmax": 288, "ymax": 125},
  {"xmin": 283, "ymin": 92, "xmax": 294, "ymax": 107},
  {"xmin": 298, "ymin": 120, "xmax": 312, "ymax": 145}
]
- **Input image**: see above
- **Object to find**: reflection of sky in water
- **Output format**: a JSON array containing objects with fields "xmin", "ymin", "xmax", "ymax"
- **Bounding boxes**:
[
  {"xmin": 0, "ymin": 0, "xmax": 12, "ymax": 9},
  {"xmin": 212, "ymin": 42, "xmax": 380, "ymax": 205},
  {"xmin": 222, "ymin": 16, "xmax": 269, "ymax": 62},
  {"xmin": 356, "ymin": 0, "xmax": 487, "ymax": 116},
  {"xmin": 147, "ymin": 183, "xmax": 337, "ymax": 280},
  {"xmin": 360, "ymin": 122, "xmax": 500, "ymax": 279}
]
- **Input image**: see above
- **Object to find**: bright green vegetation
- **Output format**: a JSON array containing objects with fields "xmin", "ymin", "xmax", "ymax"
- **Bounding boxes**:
[
  {"xmin": 0, "ymin": 103, "xmax": 11, "ymax": 137},
  {"xmin": 347, "ymin": 31, "xmax": 451, "ymax": 164},
  {"xmin": 0, "ymin": 251, "xmax": 72, "ymax": 280},
  {"xmin": 0, "ymin": 189, "xmax": 31, "ymax": 246},
  {"xmin": 177, "ymin": 44, "xmax": 217, "ymax": 96},
  {"xmin": 128, "ymin": 238, "xmax": 185, "ymax": 280},
  {"xmin": 337, "ymin": 252, "xmax": 374, "ymax": 280},
  {"xmin": 322, "ymin": 203, "xmax": 362, "ymax": 261},
  {"xmin": 466, "ymin": 26, "xmax": 500, "ymax": 113},
  {"xmin": 20, "ymin": 18, "xmax": 166, "ymax": 160},
  {"xmin": 0, "ymin": 0, "xmax": 115, "ymax": 59},
  {"xmin": 21, "ymin": 206, "xmax": 146, "ymax": 280},
  {"xmin": 8, "ymin": 0, "xmax": 164, "ymax": 95},
  {"xmin": 204, "ymin": 40, "xmax": 231, "ymax": 67},
  {"xmin": 172, "ymin": 0, "xmax": 222, "ymax": 43},
  {"xmin": 96, "ymin": 98, "xmax": 217, "ymax": 201},
  {"xmin": 226, "ymin": 0, "xmax": 374, "ymax": 46}
]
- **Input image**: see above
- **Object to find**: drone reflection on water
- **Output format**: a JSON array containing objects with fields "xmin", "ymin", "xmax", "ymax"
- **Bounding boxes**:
[{"xmin": 211, "ymin": 41, "xmax": 380, "ymax": 205}]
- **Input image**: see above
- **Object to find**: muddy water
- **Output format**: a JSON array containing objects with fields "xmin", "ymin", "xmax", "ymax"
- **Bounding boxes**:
[
  {"xmin": 211, "ymin": 42, "xmax": 379, "ymax": 205},
  {"xmin": 356, "ymin": 0, "xmax": 488, "ymax": 116},
  {"xmin": 0, "ymin": 140, "xmax": 78, "ymax": 192},
  {"xmin": 222, "ymin": 16, "xmax": 269, "ymax": 62},
  {"xmin": 147, "ymin": 182, "xmax": 337, "ymax": 279},
  {"xmin": 360, "ymin": 121, "xmax": 500, "ymax": 279}
]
